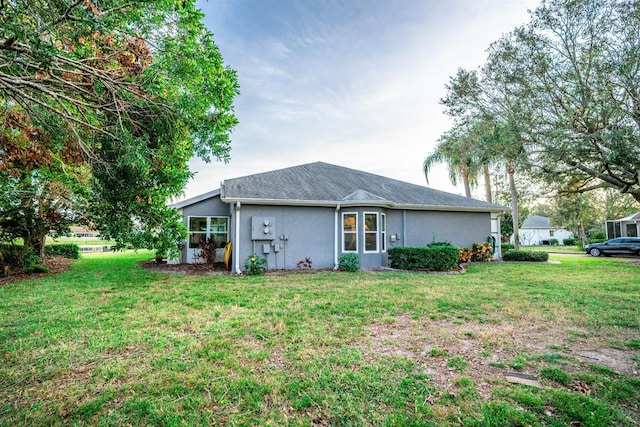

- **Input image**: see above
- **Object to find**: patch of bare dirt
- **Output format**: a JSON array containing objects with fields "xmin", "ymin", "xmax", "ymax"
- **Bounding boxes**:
[
  {"xmin": 0, "ymin": 256, "xmax": 76, "ymax": 286},
  {"xmin": 139, "ymin": 260, "xmax": 231, "ymax": 275},
  {"xmin": 359, "ymin": 314, "xmax": 639, "ymax": 398}
]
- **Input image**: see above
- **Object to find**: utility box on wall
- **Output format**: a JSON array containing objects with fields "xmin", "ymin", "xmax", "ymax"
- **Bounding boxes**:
[{"xmin": 251, "ymin": 216, "xmax": 276, "ymax": 240}]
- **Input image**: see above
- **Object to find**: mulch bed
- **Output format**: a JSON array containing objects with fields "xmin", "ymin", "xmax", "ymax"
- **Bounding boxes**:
[
  {"xmin": 139, "ymin": 260, "xmax": 231, "ymax": 275},
  {"xmin": 0, "ymin": 256, "xmax": 76, "ymax": 286}
]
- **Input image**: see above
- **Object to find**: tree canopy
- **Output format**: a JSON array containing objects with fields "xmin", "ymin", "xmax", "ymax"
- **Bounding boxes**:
[
  {"xmin": 434, "ymin": 0, "xmax": 640, "ymax": 204},
  {"xmin": 0, "ymin": 0, "xmax": 239, "ymax": 258}
]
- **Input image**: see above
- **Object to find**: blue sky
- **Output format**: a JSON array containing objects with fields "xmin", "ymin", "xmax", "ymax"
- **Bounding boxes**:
[{"xmin": 183, "ymin": 0, "xmax": 541, "ymax": 200}]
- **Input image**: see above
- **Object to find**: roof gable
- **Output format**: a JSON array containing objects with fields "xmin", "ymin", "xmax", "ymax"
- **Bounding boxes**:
[
  {"xmin": 221, "ymin": 162, "xmax": 507, "ymax": 212},
  {"xmin": 341, "ymin": 189, "xmax": 392, "ymax": 205},
  {"xmin": 171, "ymin": 189, "xmax": 220, "ymax": 210},
  {"xmin": 521, "ymin": 215, "xmax": 552, "ymax": 229},
  {"xmin": 616, "ymin": 212, "xmax": 640, "ymax": 221}
]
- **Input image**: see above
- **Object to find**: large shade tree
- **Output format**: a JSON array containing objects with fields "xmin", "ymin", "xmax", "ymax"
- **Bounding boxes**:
[
  {"xmin": 434, "ymin": 0, "xmax": 640, "ymax": 251},
  {"xmin": 0, "ymin": 0, "xmax": 239, "ymax": 258},
  {"xmin": 482, "ymin": 0, "xmax": 640, "ymax": 203},
  {"xmin": 440, "ymin": 67, "xmax": 531, "ymax": 249}
]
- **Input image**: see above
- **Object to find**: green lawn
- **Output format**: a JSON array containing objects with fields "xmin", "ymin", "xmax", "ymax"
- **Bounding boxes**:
[
  {"xmin": 46, "ymin": 236, "xmax": 116, "ymax": 247},
  {"xmin": 1, "ymin": 253, "xmax": 639, "ymax": 426},
  {"xmin": 523, "ymin": 245, "xmax": 584, "ymax": 254}
]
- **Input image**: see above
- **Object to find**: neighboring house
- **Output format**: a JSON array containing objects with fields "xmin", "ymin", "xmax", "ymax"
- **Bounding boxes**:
[
  {"xmin": 606, "ymin": 212, "xmax": 640, "ymax": 239},
  {"xmin": 172, "ymin": 162, "xmax": 508, "ymax": 273},
  {"xmin": 513, "ymin": 215, "xmax": 573, "ymax": 245},
  {"xmin": 68, "ymin": 226, "xmax": 98, "ymax": 238}
]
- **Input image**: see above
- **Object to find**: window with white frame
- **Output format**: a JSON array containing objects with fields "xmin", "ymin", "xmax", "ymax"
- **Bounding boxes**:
[
  {"xmin": 209, "ymin": 217, "xmax": 229, "ymax": 248},
  {"xmin": 188, "ymin": 216, "xmax": 229, "ymax": 249},
  {"xmin": 342, "ymin": 212, "xmax": 357, "ymax": 252},
  {"xmin": 381, "ymin": 213, "xmax": 386, "ymax": 252},
  {"xmin": 364, "ymin": 212, "xmax": 378, "ymax": 252}
]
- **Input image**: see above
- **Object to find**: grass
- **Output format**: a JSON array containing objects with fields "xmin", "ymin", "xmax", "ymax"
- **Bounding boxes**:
[
  {"xmin": 1, "ymin": 253, "xmax": 639, "ymax": 425},
  {"xmin": 523, "ymin": 245, "xmax": 584, "ymax": 254},
  {"xmin": 47, "ymin": 236, "xmax": 116, "ymax": 247}
]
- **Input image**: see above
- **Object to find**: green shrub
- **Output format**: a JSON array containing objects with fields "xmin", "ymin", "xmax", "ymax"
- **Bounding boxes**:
[
  {"xmin": 501, "ymin": 243, "xmax": 515, "ymax": 251},
  {"xmin": 549, "ymin": 238, "xmax": 559, "ymax": 246},
  {"xmin": 243, "ymin": 254, "xmax": 267, "ymax": 275},
  {"xmin": 338, "ymin": 253, "xmax": 360, "ymax": 272},
  {"xmin": 45, "ymin": 244, "xmax": 80, "ymax": 259},
  {"xmin": 427, "ymin": 241, "xmax": 451, "ymax": 247},
  {"xmin": 563, "ymin": 238, "xmax": 576, "ymax": 246},
  {"xmin": 588, "ymin": 231, "xmax": 607, "ymax": 243},
  {"xmin": 0, "ymin": 244, "xmax": 40, "ymax": 269},
  {"xmin": 387, "ymin": 245, "xmax": 459, "ymax": 271},
  {"xmin": 530, "ymin": 252, "xmax": 549, "ymax": 262},
  {"xmin": 502, "ymin": 250, "xmax": 549, "ymax": 262}
]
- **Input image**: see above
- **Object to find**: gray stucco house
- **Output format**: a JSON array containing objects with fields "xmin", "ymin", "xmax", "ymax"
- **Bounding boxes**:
[{"xmin": 172, "ymin": 162, "xmax": 507, "ymax": 273}]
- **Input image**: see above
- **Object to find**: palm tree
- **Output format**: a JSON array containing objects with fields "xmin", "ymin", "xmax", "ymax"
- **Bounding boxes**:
[{"xmin": 424, "ymin": 125, "xmax": 481, "ymax": 198}]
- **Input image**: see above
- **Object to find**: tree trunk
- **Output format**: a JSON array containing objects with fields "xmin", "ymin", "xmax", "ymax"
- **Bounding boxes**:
[
  {"xmin": 22, "ymin": 228, "xmax": 47, "ymax": 263},
  {"xmin": 462, "ymin": 168, "xmax": 472, "ymax": 198},
  {"xmin": 578, "ymin": 221, "xmax": 588, "ymax": 248},
  {"xmin": 507, "ymin": 162, "xmax": 520, "ymax": 251},
  {"xmin": 483, "ymin": 163, "xmax": 492, "ymax": 203}
]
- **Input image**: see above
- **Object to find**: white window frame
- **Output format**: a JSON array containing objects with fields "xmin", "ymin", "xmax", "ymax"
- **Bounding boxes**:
[
  {"xmin": 381, "ymin": 213, "xmax": 386, "ymax": 253},
  {"xmin": 342, "ymin": 212, "xmax": 358, "ymax": 252},
  {"xmin": 364, "ymin": 212, "xmax": 379, "ymax": 253},
  {"xmin": 187, "ymin": 216, "xmax": 229, "ymax": 249}
]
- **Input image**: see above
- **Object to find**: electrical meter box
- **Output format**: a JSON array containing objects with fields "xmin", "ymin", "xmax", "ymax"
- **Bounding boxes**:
[{"xmin": 251, "ymin": 216, "xmax": 275, "ymax": 240}]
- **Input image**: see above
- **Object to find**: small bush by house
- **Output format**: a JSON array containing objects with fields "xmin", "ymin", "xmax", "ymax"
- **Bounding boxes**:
[
  {"xmin": 501, "ymin": 243, "xmax": 515, "ymax": 251},
  {"xmin": 244, "ymin": 254, "xmax": 267, "ymax": 275},
  {"xmin": 388, "ymin": 245, "xmax": 459, "ymax": 271},
  {"xmin": 563, "ymin": 238, "xmax": 577, "ymax": 246},
  {"xmin": 471, "ymin": 242, "xmax": 493, "ymax": 262},
  {"xmin": 459, "ymin": 242, "xmax": 493, "ymax": 263},
  {"xmin": 338, "ymin": 253, "xmax": 360, "ymax": 272},
  {"xmin": 459, "ymin": 247, "xmax": 472, "ymax": 263},
  {"xmin": 503, "ymin": 250, "xmax": 549, "ymax": 262}
]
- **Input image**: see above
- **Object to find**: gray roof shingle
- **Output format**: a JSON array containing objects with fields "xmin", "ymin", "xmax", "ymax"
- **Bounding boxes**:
[
  {"xmin": 221, "ymin": 162, "xmax": 507, "ymax": 212},
  {"xmin": 521, "ymin": 215, "xmax": 552, "ymax": 229}
]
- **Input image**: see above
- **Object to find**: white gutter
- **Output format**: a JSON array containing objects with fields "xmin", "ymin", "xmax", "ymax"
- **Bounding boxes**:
[
  {"xmin": 221, "ymin": 197, "xmax": 395, "ymax": 209},
  {"xmin": 234, "ymin": 202, "xmax": 241, "ymax": 274},
  {"xmin": 221, "ymin": 197, "xmax": 508, "ymax": 213},
  {"xmin": 394, "ymin": 203, "xmax": 509, "ymax": 213},
  {"xmin": 334, "ymin": 204, "xmax": 341, "ymax": 270}
]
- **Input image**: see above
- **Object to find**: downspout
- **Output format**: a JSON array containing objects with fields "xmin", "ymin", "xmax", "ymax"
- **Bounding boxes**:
[
  {"xmin": 496, "ymin": 214, "xmax": 502, "ymax": 259},
  {"xmin": 234, "ymin": 202, "xmax": 241, "ymax": 274},
  {"xmin": 402, "ymin": 210, "xmax": 407, "ymax": 244},
  {"xmin": 334, "ymin": 204, "xmax": 341, "ymax": 270}
]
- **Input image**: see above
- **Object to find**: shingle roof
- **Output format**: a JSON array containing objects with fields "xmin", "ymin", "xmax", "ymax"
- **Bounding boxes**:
[
  {"xmin": 221, "ymin": 162, "xmax": 507, "ymax": 212},
  {"xmin": 618, "ymin": 212, "xmax": 640, "ymax": 221},
  {"xmin": 171, "ymin": 189, "xmax": 220, "ymax": 210},
  {"xmin": 521, "ymin": 215, "xmax": 552, "ymax": 229}
]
